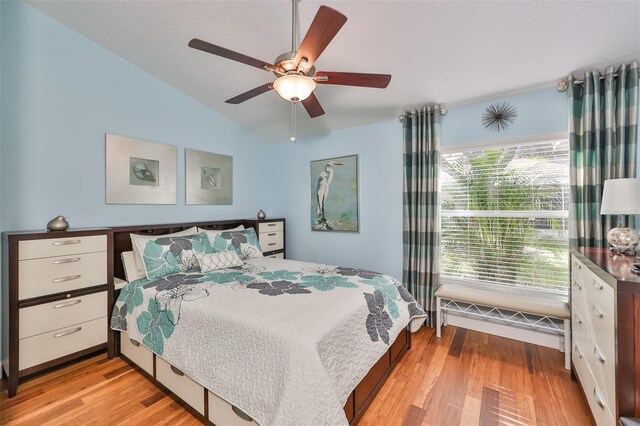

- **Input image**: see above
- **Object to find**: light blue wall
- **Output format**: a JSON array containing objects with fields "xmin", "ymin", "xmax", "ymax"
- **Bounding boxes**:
[
  {"xmin": 274, "ymin": 120, "xmax": 403, "ymax": 278},
  {"xmin": 277, "ymin": 88, "xmax": 569, "ymax": 279},
  {"xmin": 442, "ymin": 88, "xmax": 567, "ymax": 147},
  {"xmin": 0, "ymin": 1, "xmax": 279, "ymax": 233}
]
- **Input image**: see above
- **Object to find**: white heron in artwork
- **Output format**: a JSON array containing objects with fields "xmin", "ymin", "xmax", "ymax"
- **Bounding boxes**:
[{"xmin": 316, "ymin": 161, "xmax": 343, "ymax": 225}]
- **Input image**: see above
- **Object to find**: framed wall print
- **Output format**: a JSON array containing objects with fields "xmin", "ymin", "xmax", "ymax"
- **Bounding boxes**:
[
  {"xmin": 310, "ymin": 154, "xmax": 359, "ymax": 232},
  {"xmin": 185, "ymin": 148, "xmax": 233, "ymax": 205},
  {"xmin": 105, "ymin": 134, "xmax": 177, "ymax": 204}
]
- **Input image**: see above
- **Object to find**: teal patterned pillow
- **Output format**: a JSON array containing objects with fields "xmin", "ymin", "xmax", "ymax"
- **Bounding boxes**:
[
  {"xmin": 139, "ymin": 232, "xmax": 212, "ymax": 279},
  {"xmin": 212, "ymin": 228, "xmax": 263, "ymax": 260}
]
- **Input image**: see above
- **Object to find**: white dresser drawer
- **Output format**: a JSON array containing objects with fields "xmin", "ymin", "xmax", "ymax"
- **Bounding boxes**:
[
  {"xmin": 120, "ymin": 333, "xmax": 154, "ymax": 376},
  {"xmin": 586, "ymin": 300, "xmax": 616, "ymax": 412},
  {"xmin": 19, "ymin": 251, "xmax": 107, "ymax": 300},
  {"xmin": 259, "ymin": 231, "xmax": 283, "ymax": 252},
  {"xmin": 582, "ymin": 267, "xmax": 614, "ymax": 318},
  {"xmin": 208, "ymin": 391, "xmax": 257, "ymax": 426},
  {"xmin": 266, "ymin": 253, "xmax": 284, "ymax": 259},
  {"xmin": 19, "ymin": 291, "xmax": 107, "ymax": 339},
  {"xmin": 258, "ymin": 221, "xmax": 283, "ymax": 233},
  {"xmin": 156, "ymin": 357, "xmax": 205, "ymax": 415},
  {"xmin": 19, "ymin": 235, "xmax": 107, "ymax": 260},
  {"xmin": 577, "ymin": 359, "xmax": 616, "ymax": 426},
  {"xmin": 19, "ymin": 317, "xmax": 106, "ymax": 370}
]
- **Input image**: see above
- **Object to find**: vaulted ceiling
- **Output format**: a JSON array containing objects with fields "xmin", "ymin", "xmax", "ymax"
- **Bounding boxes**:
[{"xmin": 27, "ymin": 1, "xmax": 640, "ymax": 142}]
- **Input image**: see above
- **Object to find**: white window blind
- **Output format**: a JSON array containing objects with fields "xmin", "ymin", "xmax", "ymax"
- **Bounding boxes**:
[{"xmin": 440, "ymin": 139, "xmax": 570, "ymax": 294}]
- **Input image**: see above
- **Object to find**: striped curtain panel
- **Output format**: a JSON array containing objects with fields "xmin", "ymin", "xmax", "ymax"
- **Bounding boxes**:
[
  {"xmin": 402, "ymin": 106, "xmax": 441, "ymax": 327},
  {"xmin": 569, "ymin": 61, "xmax": 639, "ymax": 247}
]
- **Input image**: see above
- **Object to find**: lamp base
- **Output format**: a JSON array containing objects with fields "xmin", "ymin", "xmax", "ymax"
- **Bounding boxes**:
[{"xmin": 606, "ymin": 226, "xmax": 640, "ymax": 254}]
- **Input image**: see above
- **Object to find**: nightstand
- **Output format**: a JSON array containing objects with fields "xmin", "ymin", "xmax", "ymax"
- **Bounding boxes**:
[
  {"xmin": 1, "ymin": 228, "xmax": 113, "ymax": 397},
  {"xmin": 246, "ymin": 219, "xmax": 286, "ymax": 258}
]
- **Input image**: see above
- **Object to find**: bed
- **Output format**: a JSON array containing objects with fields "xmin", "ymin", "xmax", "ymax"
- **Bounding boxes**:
[{"xmin": 108, "ymin": 220, "xmax": 426, "ymax": 425}]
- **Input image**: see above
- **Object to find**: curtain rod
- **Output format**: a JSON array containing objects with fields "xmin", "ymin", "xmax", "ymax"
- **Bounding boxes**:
[
  {"xmin": 556, "ymin": 72, "xmax": 640, "ymax": 92},
  {"xmin": 398, "ymin": 105, "xmax": 447, "ymax": 122}
]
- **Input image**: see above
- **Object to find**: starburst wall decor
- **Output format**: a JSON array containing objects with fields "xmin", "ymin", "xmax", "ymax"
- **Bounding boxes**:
[{"xmin": 482, "ymin": 102, "xmax": 517, "ymax": 132}]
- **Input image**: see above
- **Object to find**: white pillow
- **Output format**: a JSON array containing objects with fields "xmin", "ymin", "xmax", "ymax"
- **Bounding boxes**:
[
  {"xmin": 194, "ymin": 251, "xmax": 243, "ymax": 273},
  {"xmin": 130, "ymin": 226, "xmax": 198, "ymax": 279},
  {"xmin": 197, "ymin": 225, "xmax": 244, "ymax": 247}
]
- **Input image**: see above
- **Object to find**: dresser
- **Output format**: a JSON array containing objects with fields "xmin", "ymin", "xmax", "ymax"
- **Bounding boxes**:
[
  {"xmin": 571, "ymin": 247, "xmax": 640, "ymax": 424},
  {"xmin": 246, "ymin": 218, "xmax": 286, "ymax": 259},
  {"xmin": 1, "ymin": 229, "xmax": 114, "ymax": 397}
]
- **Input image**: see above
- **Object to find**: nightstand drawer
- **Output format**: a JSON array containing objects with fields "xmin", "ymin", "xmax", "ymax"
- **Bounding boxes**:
[
  {"xmin": 120, "ymin": 333, "xmax": 153, "ymax": 376},
  {"xmin": 19, "ymin": 251, "xmax": 107, "ymax": 300},
  {"xmin": 259, "ymin": 231, "xmax": 283, "ymax": 252},
  {"xmin": 266, "ymin": 253, "xmax": 284, "ymax": 259},
  {"xmin": 19, "ymin": 291, "xmax": 107, "ymax": 339},
  {"xmin": 258, "ymin": 221, "xmax": 283, "ymax": 233},
  {"xmin": 19, "ymin": 317, "xmax": 106, "ymax": 370},
  {"xmin": 19, "ymin": 235, "xmax": 107, "ymax": 260},
  {"xmin": 156, "ymin": 357, "xmax": 205, "ymax": 415}
]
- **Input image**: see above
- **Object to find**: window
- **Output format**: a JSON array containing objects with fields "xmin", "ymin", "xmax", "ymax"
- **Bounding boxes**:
[{"xmin": 440, "ymin": 138, "xmax": 569, "ymax": 294}]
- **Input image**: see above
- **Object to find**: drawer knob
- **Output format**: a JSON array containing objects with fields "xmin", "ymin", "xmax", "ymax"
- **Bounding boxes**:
[
  {"xmin": 594, "ymin": 346, "xmax": 606, "ymax": 363},
  {"xmin": 53, "ymin": 299, "xmax": 82, "ymax": 309},
  {"xmin": 591, "ymin": 304, "xmax": 604, "ymax": 319},
  {"xmin": 53, "ymin": 326, "xmax": 82, "ymax": 338},
  {"xmin": 53, "ymin": 257, "xmax": 81, "ymax": 264},
  {"xmin": 53, "ymin": 240, "xmax": 81, "ymax": 246},
  {"xmin": 170, "ymin": 365, "xmax": 185, "ymax": 376},
  {"xmin": 52, "ymin": 274, "xmax": 81, "ymax": 283},
  {"xmin": 268, "ymin": 233, "xmax": 277, "ymax": 236},
  {"xmin": 592, "ymin": 279, "xmax": 604, "ymax": 290},
  {"xmin": 130, "ymin": 339, "xmax": 140, "ymax": 347},
  {"xmin": 267, "ymin": 223, "xmax": 276, "ymax": 227},
  {"xmin": 593, "ymin": 387, "xmax": 606, "ymax": 409},
  {"xmin": 268, "ymin": 243, "xmax": 276, "ymax": 246}
]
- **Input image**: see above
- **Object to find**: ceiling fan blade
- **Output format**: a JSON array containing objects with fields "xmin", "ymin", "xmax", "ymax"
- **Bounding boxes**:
[
  {"xmin": 315, "ymin": 72, "xmax": 391, "ymax": 88},
  {"xmin": 301, "ymin": 93, "xmax": 325, "ymax": 118},
  {"xmin": 189, "ymin": 38, "xmax": 278, "ymax": 72},
  {"xmin": 294, "ymin": 6, "xmax": 347, "ymax": 68},
  {"xmin": 225, "ymin": 83, "xmax": 274, "ymax": 104}
]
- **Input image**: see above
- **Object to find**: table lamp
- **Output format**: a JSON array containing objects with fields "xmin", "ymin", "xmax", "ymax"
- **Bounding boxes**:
[{"xmin": 600, "ymin": 178, "xmax": 640, "ymax": 254}]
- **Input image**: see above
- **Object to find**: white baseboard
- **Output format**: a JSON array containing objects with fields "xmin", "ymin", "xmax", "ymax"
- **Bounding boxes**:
[{"xmin": 445, "ymin": 311, "xmax": 562, "ymax": 350}]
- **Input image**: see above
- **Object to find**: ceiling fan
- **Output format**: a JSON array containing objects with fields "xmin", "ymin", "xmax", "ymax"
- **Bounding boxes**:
[{"xmin": 188, "ymin": 1, "xmax": 391, "ymax": 119}]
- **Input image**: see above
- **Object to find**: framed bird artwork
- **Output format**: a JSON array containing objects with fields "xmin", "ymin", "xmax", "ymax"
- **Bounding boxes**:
[{"xmin": 310, "ymin": 154, "xmax": 359, "ymax": 232}]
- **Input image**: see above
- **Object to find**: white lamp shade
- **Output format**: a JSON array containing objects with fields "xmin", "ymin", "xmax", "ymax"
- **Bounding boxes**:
[
  {"xmin": 273, "ymin": 75, "xmax": 316, "ymax": 102},
  {"xmin": 600, "ymin": 178, "xmax": 640, "ymax": 214}
]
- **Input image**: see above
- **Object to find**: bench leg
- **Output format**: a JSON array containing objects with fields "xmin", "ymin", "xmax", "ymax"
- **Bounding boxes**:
[
  {"xmin": 563, "ymin": 318, "xmax": 571, "ymax": 370},
  {"xmin": 436, "ymin": 297, "xmax": 442, "ymax": 338}
]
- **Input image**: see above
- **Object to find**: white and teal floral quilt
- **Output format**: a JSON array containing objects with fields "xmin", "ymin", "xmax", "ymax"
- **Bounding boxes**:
[{"xmin": 111, "ymin": 257, "xmax": 426, "ymax": 426}]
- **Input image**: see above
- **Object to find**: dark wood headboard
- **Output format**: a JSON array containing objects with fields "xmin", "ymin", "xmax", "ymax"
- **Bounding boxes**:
[{"xmin": 111, "ymin": 219, "xmax": 259, "ymax": 280}]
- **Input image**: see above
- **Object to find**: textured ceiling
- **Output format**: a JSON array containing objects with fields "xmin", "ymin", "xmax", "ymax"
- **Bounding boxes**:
[{"xmin": 27, "ymin": 1, "xmax": 640, "ymax": 142}]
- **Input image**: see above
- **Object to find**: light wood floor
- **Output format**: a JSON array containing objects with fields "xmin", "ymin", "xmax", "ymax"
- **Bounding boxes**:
[{"xmin": 0, "ymin": 326, "xmax": 591, "ymax": 426}]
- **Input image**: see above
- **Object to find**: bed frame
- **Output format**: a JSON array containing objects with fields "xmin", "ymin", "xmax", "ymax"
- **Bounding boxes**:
[{"xmin": 109, "ymin": 219, "xmax": 412, "ymax": 425}]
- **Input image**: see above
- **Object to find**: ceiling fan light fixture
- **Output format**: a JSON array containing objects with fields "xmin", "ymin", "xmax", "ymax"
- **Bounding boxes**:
[{"xmin": 273, "ymin": 74, "xmax": 316, "ymax": 102}]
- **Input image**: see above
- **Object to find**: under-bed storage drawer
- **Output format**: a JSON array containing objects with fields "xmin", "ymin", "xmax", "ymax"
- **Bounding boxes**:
[
  {"xmin": 19, "ymin": 317, "xmax": 106, "ymax": 370},
  {"xmin": 156, "ymin": 357, "xmax": 205, "ymax": 415},
  {"xmin": 120, "ymin": 333, "xmax": 154, "ymax": 376},
  {"xmin": 208, "ymin": 391, "xmax": 257, "ymax": 425}
]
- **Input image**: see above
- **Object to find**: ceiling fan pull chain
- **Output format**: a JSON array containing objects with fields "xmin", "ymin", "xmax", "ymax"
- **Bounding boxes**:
[{"xmin": 291, "ymin": 102, "xmax": 297, "ymax": 142}]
